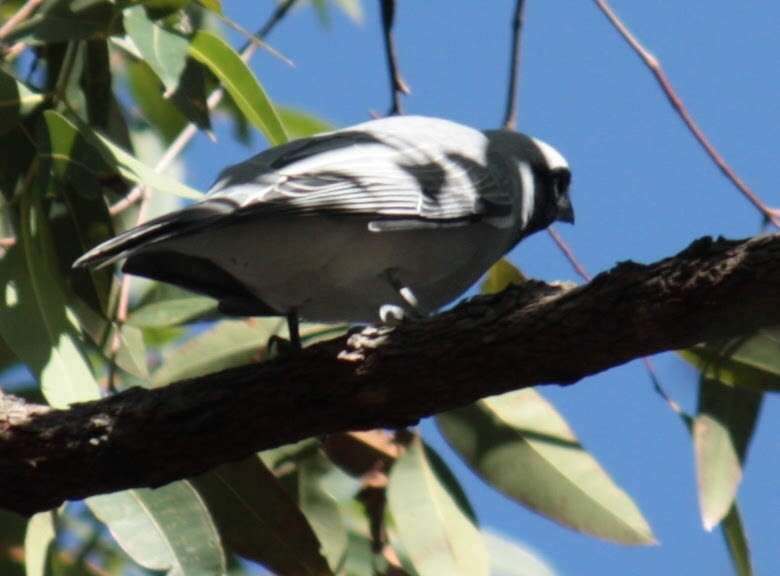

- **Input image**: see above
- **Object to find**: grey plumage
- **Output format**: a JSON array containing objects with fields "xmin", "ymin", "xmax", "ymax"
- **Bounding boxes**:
[{"xmin": 74, "ymin": 116, "xmax": 573, "ymax": 324}]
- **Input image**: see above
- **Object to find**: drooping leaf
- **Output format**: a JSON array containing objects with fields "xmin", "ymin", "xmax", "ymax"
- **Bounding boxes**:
[
  {"xmin": 192, "ymin": 456, "xmax": 333, "ymax": 576},
  {"xmin": 276, "ymin": 106, "xmax": 334, "ymax": 139},
  {"xmin": 79, "ymin": 39, "xmax": 113, "ymax": 130},
  {"xmin": 436, "ymin": 390, "xmax": 656, "ymax": 545},
  {"xmin": 482, "ymin": 529, "xmax": 557, "ymax": 576},
  {"xmin": 481, "ymin": 258, "xmax": 526, "ymax": 295},
  {"xmin": 168, "ymin": 57, "xmax": 213, "ymax": 131},
  {"xmin": 333, "ymin": 0, "xmax": 364, "ymax": 24},
  {"xmin": 127, "ymin": 59, "xmax": 188, "ymax": 143},
  {"xmin": 387, "ymin": 436, "xmax": 490, "ymax": 576},
  {"xmin": 151, "ymin": 318, "xmax": 279, "ymax": 386},
  {"xmin": 24, "ymin": 511, "xmax": 56, "ymax": 576},
  {"xmin": 720, "ymin": 503, "xmax": 753, "ymax": 576},
  {"xmin": 298, "ymin": 450, "xmax": 349, "ymax": 573},
  {"xmin": 0, "ymin": 69, "xmax": 44, "ymax": 136},
  {"xmin": 38, "ymin": 110, "xmax": 203, "ymax": 200},
  {"xmin": 88, "ymin": 482, "xmax": 226, "ymax": 576},
  {"xmin": 0, "ymin": 176, "xmax": 101, "ymax": 408},
  {"xmin": 188, "ymin": 30, "xmax": 288, "ymax": 145},
  {"xmin": 680, "ymin": 329, "xmax": 780, "ymax": 392},
  {"xmin": 693, "ymin": 378, "xmax": 762, "ymax": 530},
  {"xmin": 197, "ymin": 0, "xmax": 222, "ymax": 14},
  {"xmin": 124, "ymin": 5, "xmax": 190, "ymax": 93}
]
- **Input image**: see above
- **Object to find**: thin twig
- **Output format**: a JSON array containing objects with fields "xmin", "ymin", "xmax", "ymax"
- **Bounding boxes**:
[
  {"xmin": 592, "ymin": 0, "xmax": 780, "ymax": 228},
  {"xmin": 502, "ymin": 0, "xmax": 527, "ymax": 130},
  {"xmin": 546, "ymin": 225, "xmax": 591, "ymax": 281},
  {"xmin": 379, "ymin": 0, "xmax": 409, "ymax": 116},
  {"xmin": 0, "ymin": 0, "xmax": 43, "ymax": 40}
]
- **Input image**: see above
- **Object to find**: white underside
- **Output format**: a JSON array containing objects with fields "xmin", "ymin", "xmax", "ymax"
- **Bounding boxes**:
[{"xmin": 161, "ymin": 215, "xmax": 511, "ymax": 323}]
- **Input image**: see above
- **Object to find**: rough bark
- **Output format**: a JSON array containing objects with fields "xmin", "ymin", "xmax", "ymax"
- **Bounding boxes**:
[{"xmin": 1, "ymin": 233, "xmax": 779, "ymax": 515}]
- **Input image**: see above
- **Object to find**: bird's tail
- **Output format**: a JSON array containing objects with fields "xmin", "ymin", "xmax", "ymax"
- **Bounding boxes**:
[{"xmin": 72, "ymin": 213, "xmax": 180, "ymax": 269}]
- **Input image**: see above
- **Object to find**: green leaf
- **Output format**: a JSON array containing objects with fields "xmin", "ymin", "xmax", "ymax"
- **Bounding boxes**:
[
  {"xmin": 720, "ymin": 503, "xmax": 753, "ymax": 576},
  {"xmin": 276, "ymin": 106, "xmax": 334, "ymax": 139},
  {"xmin": 128, "ymin": 284, "xmax": 216, "ymax": 327},
  {"xmin": 127, "ymin": 59, "xmax": 188, "ymax": 143},
  {"xmin": 387, "ymin": 436, "xmax": 490, "ymax": 576},
  {"xmin": 124, "ymin": 5, "xmax": 190, "ymax": 93},
  {"xmin": 197, "ymin": 0, "xmax": 222, "ymax": 13},
  {"xmin": 481, "ymin": 258, "xmax": 526, "ymax": 295},
  {"xmin": 79, "ymin": 40, "xmax": 113, "ymax": 130},
  {"xmin": 24, "ymin": 511, "xmax": 56, "ymax": 576},
  {"xmin": 333, "ymin": 0, "xmax": 364, "ymax": 24},
  {"xmin": 188, "ymin": 30, "xmax": 288, "ymax": 145},
  {"xmin": 482, "ymin": 529, "xmax": 557, "ymax": 576},
  {"xmin": 192, "ymin": 456, "xmax": 333, "ymax": 576},
  {"xmin": 169, "ymin": 57, "xmax": 213, "ymax": 132},
  {"xmin": 298, "ymin": 451, "xmax": 349, "ymax": 573},
  {"xmin": 152, "ymin": 318, "xmax": 279, "ymax": 386},
  {"xmin": 39, "ymin": 110, "xmax": 203, "ymax": 200},
  {"xmin": 694, "ymin": 379, "xmax": 762, "ymax": 530},
  {"xmin": 436, "ymin": 390, "xmax": 656, "ymax": 545},
  {"xmin": 680, "ymin": 329, "xmax": 780, "ymax": 392},
  {"xmin": 0, "ymin": 176, "xmax": 101, "ymax": 408},
  {"xmin": 0, "ymin": 69, "xmax": 44, "ymax": 137},
  {"xmin": 88, "ymin": 482, "xmax": 226, "ymax": 576},
  {"xmin": 3, "ymin": 0, "xmax": 117, "ymax": 44}
]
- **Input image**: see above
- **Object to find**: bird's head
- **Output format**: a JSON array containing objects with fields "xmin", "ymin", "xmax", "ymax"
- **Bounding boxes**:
[{"xmin": 483, "ymin": 129, "xmax": 573, "ymax": 238}]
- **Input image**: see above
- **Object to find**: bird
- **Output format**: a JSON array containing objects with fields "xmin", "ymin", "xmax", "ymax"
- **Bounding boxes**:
[{"xmin": 74, "ymin": 115, "xmax": 573, "ymax": 349}]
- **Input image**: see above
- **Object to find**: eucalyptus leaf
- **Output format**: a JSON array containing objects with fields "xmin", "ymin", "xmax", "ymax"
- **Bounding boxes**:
[
  {"xmin": 0, "ymin": 69, "xmax": 44, "ymax": 137},
  {"xmin": 720, "ymin": 503, "xmax": 753, "ymax": 576},
  {"xmin": 127, "ymin": 59, "xmax": 188, "ymax": 143},
  {"xmin": 694, "ymin": 379, "xmax": 762, "ymax": 530},
  {"xmin": 188, "ymin": 30, "xmax": 288, "ymax": 145},
  {"xmin": 481, "ymin": 258, "xmax": 526, "ymax": 295},
  {"xmin": 124, "ymin": 5, "xmax": 190, "ymax": 93},
  {"xmin": 24, "ymin": 511, "xmax": 56, "ymax": 576},
  {"xmin": 277, "ymin": 106, "xmax": 334, "ymax": 139},
  {"xmin": 88, "ymin": 482, "xmax": 226, "ymax": 576},
  {"xmin": 387, "ymin": 436, "xmax": 490, "ymax": 576},
  {"xmin": 0, "ymin": 178, "xmax": 101, "ymax": 408},
  {"xmin": 482, "ymin": 529, "xmax": 557, "ymax": 576},
  {"xmin": 298, "ymin": 451, "xmax": 349, "ymax": 573},
  {"xmin": 680, "ymin": 330, "xmax": 780, "ymax": 392},
  {"xmin": 152, "ymin": 318, "xmax": 279, "ymax": 386},
  {"xmin": 39, "ymin": 110, "xmax": 203, "ymax": 200},
  {"xmin": 192, "ymin": 456, "xmax": 332, "ymax": 576},
  {"xmin": 436, "ymin": 390, "xmax": 656, "ymax": 545}
]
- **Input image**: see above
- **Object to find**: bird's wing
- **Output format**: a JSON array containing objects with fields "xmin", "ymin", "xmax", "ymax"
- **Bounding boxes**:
[{"xmin": 207, "ymin": 126, "xmax": 515, "ymax": 228}]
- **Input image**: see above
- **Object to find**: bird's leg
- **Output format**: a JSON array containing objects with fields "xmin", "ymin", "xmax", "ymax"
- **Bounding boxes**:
[
  {"xmin": 383, "ymin": 269, "xmax": 427, "ymax": 322},
  {"xmin": 268, "ymin": 309, "xmax": 301, "ymax": 356},
  {"xmin": 287, "ymin": 309, "xmax": 301, "ymax": 351}
]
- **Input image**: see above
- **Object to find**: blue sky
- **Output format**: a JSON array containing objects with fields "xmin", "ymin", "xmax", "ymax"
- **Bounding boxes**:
[{"xmin": 183, "ymin": 2, "xmax": 780, "ymax": 574}]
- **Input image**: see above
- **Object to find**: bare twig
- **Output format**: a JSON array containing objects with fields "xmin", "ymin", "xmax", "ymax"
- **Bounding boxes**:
[
  {"xmin": 502, "ymin": 0, "xmax": 527, "ymax": 130},
  {"xmin": 379, "ymin": 0, "xmax": 410, "ymax": 116},
  {"xmin": 0, "ymin": 0, "xmax": 44, "ymax": 40},
  {"xmin": 592, "ymin": 0, "xmax": 780, "ymax": 228},
  {"xmin": 546, "ymin": 225, "xmax": 591, "ymax": 282}
]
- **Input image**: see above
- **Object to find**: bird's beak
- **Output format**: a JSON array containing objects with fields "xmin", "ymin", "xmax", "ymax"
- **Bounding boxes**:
[{"xmin": 557, "ymin": 195, "xmax": 575, "ymax": 224}]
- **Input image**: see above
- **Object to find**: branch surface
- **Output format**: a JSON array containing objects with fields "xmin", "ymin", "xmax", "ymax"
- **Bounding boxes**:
[{"xmin": 2, "ymin": 234, "xmax": 780, "ymax": 514}]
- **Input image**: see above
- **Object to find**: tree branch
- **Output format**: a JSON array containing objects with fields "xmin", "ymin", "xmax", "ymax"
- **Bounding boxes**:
[
  {"xmin": 502, "ymin": 0, "xmax": 527, "ymax": 130},
  {"xmin": 379, "ymin": 0, "xmax": 409, "ymax": 115},
  {"xmin": 2, "ymin": 234, "xmax": 780, "ymax": 514}
]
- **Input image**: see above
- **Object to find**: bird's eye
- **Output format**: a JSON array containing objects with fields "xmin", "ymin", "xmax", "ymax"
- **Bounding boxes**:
[{"xmin": 551, "ymin": 168, "xmax": 571, "ymax": 194}]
